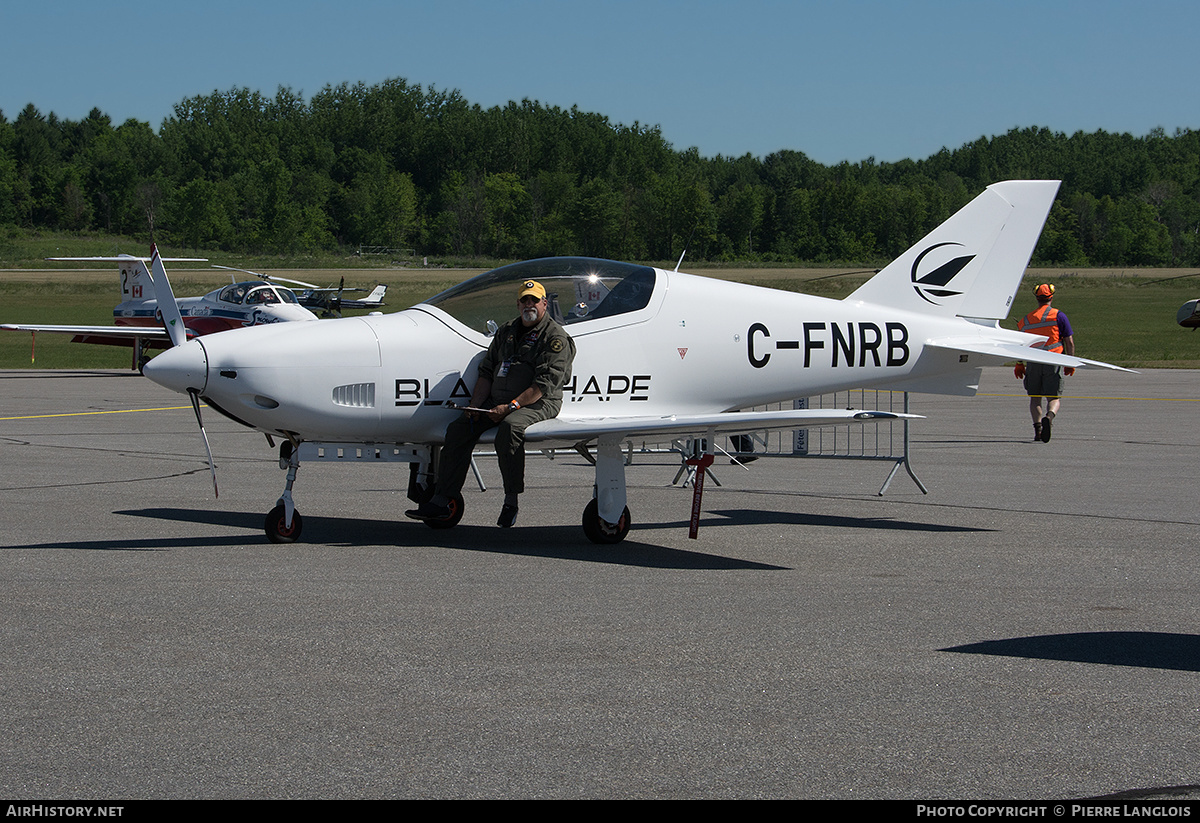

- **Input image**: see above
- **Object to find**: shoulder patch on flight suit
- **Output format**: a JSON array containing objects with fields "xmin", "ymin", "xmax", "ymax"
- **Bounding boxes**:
[{"xmin": 549, "ymin": 337, "xmax": 564, "ymax": 353}]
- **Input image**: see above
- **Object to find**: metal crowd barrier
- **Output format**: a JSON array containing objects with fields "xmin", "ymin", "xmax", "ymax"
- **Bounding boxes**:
[{"xmin": 474, "ymin": 389, "xmax": 927, "ymax": 497}]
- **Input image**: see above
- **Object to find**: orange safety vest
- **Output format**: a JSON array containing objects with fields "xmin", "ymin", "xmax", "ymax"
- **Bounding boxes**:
[{"xmin": 1018, "ymin": 304, "xmax": 1063, "ymax": 353}]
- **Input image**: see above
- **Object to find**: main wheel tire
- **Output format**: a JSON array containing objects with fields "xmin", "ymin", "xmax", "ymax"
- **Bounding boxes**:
[
  {"xmin": 424, "ymin": 493, "xmax": 465, "ymax": 530},
  {"xmin": 582, "ymin": 498, "xmax": 631, "ymax": 544},
  {"xmin": 265, "ymin": 504, "xmax": 303, "ymax": 543}
]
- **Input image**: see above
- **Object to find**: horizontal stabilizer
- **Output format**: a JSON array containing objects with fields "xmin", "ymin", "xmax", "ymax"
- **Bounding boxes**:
[
  {"xmin": 927, "ymin": 337, "xmax": 1137, "ymax": 372},
  {"xmin": 47, "ymin": 256, "xmax": 207, "ymax": 263}
]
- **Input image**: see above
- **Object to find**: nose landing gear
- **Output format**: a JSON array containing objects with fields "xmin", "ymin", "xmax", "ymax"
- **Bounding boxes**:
[
  {"xmin": 265, "ymin": 504, "xmax": 303, "ymax": 543},
  {"xmin": 265, "ymin": 439, "xmax": 302, "ymax": 543}
]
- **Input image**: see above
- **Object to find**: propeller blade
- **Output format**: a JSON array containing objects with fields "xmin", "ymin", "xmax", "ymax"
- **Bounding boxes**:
[
  {"xmin": 148, "ymin": 245, "xmax": 187, "ymax": 347},
  {"xmin": 212, "ymin": 265, "xmax": 320, "ymax": 290},
  {"xmin": 188, "ymin": 389, "xmax": 219, "ymax": 499}
]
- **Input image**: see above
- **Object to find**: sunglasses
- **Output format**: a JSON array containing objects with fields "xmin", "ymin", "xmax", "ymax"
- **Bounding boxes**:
[{"xmin": 519, "ymin": 295, "xmax": 543, "ymax": 305}]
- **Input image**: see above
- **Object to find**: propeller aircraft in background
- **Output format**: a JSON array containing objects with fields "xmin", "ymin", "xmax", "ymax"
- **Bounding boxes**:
[
  {"xmin": 1, "ymin": 255, "xmax": 320, "ymax": 369},
  {"xmin": 138, "ymin": 181, "xmax": 1131, "ymax": 545},
  {"xmin": 212, "ymin": 266, "xmax": 388, "ymax": 317},
  {"xmin": 294, "ymin": 280, "xmax": 387, "ymax": 316}
]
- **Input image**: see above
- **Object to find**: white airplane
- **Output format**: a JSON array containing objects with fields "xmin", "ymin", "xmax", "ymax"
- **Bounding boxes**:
[
  {"xmin": 1, "ymin": 254, "xmax": 319, "ymax": 369},
  {"xmin": 140, "ymin": 181, "xmax": 1129, "ymax": 544},
  {"xmin": 212, "ymin": 266, "xmax": 388, "ymax": 317}
]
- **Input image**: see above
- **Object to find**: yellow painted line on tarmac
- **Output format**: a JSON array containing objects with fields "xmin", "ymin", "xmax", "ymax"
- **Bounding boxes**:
[
  {"xmin": 979, "ymin": 393, "xmax": 1200, "ymax": 402},
  {"xmin": 0, "ymin": 405, "xmax": 198, "ymax": 421}
]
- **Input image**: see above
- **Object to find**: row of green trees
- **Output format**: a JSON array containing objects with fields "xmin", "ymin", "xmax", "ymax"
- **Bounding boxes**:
[{"xmin": 2, "ymin": 78, "xmax": 1197, "ymax": 266}]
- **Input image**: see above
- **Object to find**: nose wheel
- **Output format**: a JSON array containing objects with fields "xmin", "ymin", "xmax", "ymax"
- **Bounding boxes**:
[
  {"xmin": 582, "ymin": 498, "xmax": 631, "ymax": 544},
  {"xmin": 265, "ymin": 504, "xmax": 303, "ymax": 543}
]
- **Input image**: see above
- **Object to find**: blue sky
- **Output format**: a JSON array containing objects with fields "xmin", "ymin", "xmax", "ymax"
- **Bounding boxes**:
[{"xmin": 3, "ymin": 0, "xmax": 1195, "ymax": 166}]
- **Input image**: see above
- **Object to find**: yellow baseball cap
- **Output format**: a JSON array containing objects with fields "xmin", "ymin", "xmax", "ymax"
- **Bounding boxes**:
[{"xmin": 518, "ymin": 280, "xmax": 546, "ymax": 300}]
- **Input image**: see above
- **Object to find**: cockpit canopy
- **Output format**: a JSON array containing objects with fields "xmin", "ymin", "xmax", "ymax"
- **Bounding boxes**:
[
  {"xmin": 218, "ymin": 282, "xmax": 300, "ymax": 306},
  {"xmin": 423, "ymin": 257, "xmax": 657, "ymax": 335}
]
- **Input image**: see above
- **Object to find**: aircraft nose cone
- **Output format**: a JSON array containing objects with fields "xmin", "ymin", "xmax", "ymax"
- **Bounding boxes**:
[{"xmin": 143, "ymin": 339, "xmax": 208, "ymax": 394}]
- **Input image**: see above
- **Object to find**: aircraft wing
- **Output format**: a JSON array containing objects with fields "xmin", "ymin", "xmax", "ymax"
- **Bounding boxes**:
[
  {"xmin": 522, "ymin": 407, "xmax": 921, "ymax": 446},
  {"xmin": 926, "ymin": 337, "xmax": 1137, "ymax": 372},
  {"xmin": 1, "ymin": 323, "xmax": 169, "ymax": 339}
]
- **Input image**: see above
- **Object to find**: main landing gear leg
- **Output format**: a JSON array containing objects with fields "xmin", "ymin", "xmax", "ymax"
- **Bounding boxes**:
[
  {"xmin": 583, "ymin": 436, "xmax": 631, "ymax": 544},
  {"xmin": 265, "ymin": 440, "xmax": 303, "ymax": 543}
]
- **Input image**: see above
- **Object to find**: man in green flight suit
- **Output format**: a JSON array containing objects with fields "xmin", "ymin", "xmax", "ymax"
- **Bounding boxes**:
[{"xmin": 406, "ymin": 279, "xmax": 576, "ymax": 528}]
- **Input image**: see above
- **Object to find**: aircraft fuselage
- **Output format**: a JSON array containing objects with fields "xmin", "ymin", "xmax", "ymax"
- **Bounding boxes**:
[{"xmin": 144, "ymin": 268, "xmax": 1011, "ymax": 444}]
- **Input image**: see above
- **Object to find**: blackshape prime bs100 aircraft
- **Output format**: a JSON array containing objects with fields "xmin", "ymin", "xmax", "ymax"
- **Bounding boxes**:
[
  {"xmin": 1, "ymin": 255, "xmax": 319, "ymax": 369},
  {"xmin": 141, "ymin": 180, "xmax": 1129, "ymax": 544}
]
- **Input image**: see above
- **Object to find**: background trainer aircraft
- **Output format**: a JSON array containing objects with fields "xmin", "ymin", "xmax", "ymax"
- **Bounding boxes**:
[
  {"xmin": 141, "ymin": 181, "xmax": 1130, "ymax": 545},
  {"xmin": 1, "ymin": 254, "xmax": 319, "ymax": 369},
  {"xmin": 213, "ymin": 266, "xmax": 388, "ymax": 317}
]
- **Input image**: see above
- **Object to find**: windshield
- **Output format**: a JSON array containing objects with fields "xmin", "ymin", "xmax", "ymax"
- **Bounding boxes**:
[
  {"xmin": 423, "ymin": 257, "xmax": 657, "ymax": 335},
  {"xmin": 245, "ymin": 286, "xmax": 280, "ymax": 304},
  {"xmin": 219, "ymin": 282, "xmax": 300, "ymax": 306}
]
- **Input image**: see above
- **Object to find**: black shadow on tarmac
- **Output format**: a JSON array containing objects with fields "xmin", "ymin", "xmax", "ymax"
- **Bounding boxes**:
[{"xmin": 943, "ymin": 631, "xmax": 1200, "ymax": 672}]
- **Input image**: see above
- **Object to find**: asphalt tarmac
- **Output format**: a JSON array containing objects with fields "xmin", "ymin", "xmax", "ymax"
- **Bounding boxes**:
[{"xmin": 1, "ymin": 366, "xmax": 1197, "ymax": 799}]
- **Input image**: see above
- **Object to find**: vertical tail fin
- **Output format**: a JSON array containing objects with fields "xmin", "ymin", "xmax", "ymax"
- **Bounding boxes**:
[
  {"xmin": 847, "ymin": 180, "xmax": 1060, "ymax": 321},
  {"xmin": 120, "ymin": 255, "xmax": 153, "ymax": 303}
]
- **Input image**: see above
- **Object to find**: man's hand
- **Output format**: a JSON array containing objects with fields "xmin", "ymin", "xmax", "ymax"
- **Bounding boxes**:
[{"xmin": 1014, "ymin": 363, "xmax": 1026, "ymax": 379}]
